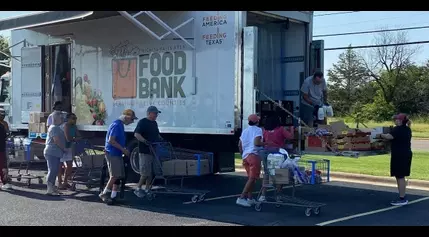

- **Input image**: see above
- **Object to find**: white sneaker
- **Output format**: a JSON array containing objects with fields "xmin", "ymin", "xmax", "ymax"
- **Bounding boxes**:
[
  {"xmin": 134, "ymin": 189, "xmax": 146, "ymax": 198},
  {"xmin": 1, "ymin": 183, "xmax": 12, "ymax": 191},
  {"xmin": 258, "ymin": 196, "xmax": 266, "ymax": 202},
  {"xmin": 247, "ymin": 198, "xmax": 257, "ymax": 206},
  {"xmin": 236, "ymin": 197, "xmax": 251, "ymax": 207}
]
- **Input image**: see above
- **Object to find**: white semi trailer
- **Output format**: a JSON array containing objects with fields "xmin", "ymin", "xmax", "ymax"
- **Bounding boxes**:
[{"xmin": 0, "ymin": 11, "xmax": 323, "ymax": 175}]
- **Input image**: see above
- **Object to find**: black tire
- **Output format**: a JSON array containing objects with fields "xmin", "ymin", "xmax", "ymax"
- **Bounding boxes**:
[{"xmin": 127, "ymin": 139, "xmax": 140, "ymax": 183}]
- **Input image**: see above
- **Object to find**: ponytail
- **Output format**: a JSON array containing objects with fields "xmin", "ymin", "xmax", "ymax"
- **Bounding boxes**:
[{"xmin": 406, "ymin": 119, "xmax": 412, "ymax": 127}]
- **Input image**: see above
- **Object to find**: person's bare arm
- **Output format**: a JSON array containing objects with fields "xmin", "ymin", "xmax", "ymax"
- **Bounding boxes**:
[
  {"xmin": 376, "ymin": 133, "xmax": 394, "ymax": 140},
  {"xmin": 323, "ymin": 90, "xmax": 328, "ymax": 104},
  {"xmin": 52, "ymin": 136, "xmax": 65, "ymax": 151},
  {"xmin": 134, "ymin": 133, "xmax": 149, "ymax": 144},
  {"xmin": 302, "ymin": 93, "xmax": 313, "ymax": 106},
  {"xmin": 238, "ymin": 140, "xmax": 243, "ymax": 154},
  {"xmin": 108, "ymin": 136, "xmax": 128, "ymax": 155},
  {"xmin": 64, "ymin": 124, "xmax": 72, "ymax": 142},
  {"xmin": 253, "ymin": 136, "xmax": 264, "ymax": 147}
]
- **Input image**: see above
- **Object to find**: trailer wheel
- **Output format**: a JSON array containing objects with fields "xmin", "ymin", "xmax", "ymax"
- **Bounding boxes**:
[
  {"xmin": 305, "ymin": 208, "xmax": 312, "ymax": 217},
  {"xmin": 313, "ymin": 207, "xmax": 321, "ymax": 215},
  {"xmin": 127, "ymin": 140, "xmax": 140, "ymax": 175},
  {"xmin": 255, "ymin": 203, "xmax": 262, "ymax": 212}
]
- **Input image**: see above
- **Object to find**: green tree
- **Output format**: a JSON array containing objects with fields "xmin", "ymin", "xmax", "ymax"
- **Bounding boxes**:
[
  {"xmin": 327, "ymin": 45, "xmax": 370, "ymax": 116},
  {"xmin": 360, "ymin": 30, "xmax": 420, "ymax": 104}
]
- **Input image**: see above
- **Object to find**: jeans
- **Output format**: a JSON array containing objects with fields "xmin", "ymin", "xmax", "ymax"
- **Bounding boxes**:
[{"xmin": 45, "ymin": 154, "xmax": 61, "ymax": 185}]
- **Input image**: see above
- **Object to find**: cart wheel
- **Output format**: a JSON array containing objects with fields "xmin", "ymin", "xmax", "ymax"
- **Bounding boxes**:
[
  {"xmin": 198, "ymin": 194, "xmax": 205, "ymax": 202},
  {"xmin": 313, "ymin": 207, "xmax": 321, "ymax": 215},
  {"xmin": 305, "ymin": 208, "xmax": 312, "ymax": 217},
  {"xmin": 70, "ymin": 183, "xmax": 77, "ymax": 191},
  {"xmin": 38, "ymin": 178, "xmax": 43, "ymax": 184},
  {"xmin": 255, "ymin": 203, "xmax": 262, "ymax": 212},
  {"xmin": 26, "ymin": 179, "xmax": 31, "ymax": 187},
  {"xmin": 146, "ymin": 193, "xmax": 154, "ymax": 201},
  {"xmin": 191, "ymin": 195, "xmax": 199, "ymax": 203}
]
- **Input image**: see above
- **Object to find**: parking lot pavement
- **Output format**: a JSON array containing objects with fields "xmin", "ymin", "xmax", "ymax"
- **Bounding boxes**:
[{"xmin": 4, "ymin": 168, "xmax": 429, "ymax": 226}]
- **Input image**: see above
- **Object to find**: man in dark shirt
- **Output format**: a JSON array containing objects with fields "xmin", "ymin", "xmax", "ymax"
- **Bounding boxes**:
[
  {"xmin": 0, "ymin": 121, "xmax": 11, "ymax": 190},
  {"xmin": 133, "ymin": 106, "xmax": 163, "ymax": 197}
]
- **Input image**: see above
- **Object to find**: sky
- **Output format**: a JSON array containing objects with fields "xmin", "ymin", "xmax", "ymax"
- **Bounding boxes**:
[{"xmin": 1, "ymin": 11, "xmax": 429, "ymax": 79}]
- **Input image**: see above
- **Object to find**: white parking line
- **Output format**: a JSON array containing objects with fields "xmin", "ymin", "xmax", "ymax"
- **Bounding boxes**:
[
  {"xmin": 316, "ymin": 196, "xmax": 429, "ymax": 226},
  {"xmin": 182, "ymin": 184, "xmax": 300, "ymax": 205}
]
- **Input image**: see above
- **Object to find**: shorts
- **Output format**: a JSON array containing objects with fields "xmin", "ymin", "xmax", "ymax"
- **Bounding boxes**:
[
  {"xmin": 105, "ymin": 154, "xmax": 125, "ymax": 179},
  {"xmin": 139, "ymin": 153, "xmax": 154, "ymax": 177},
  {"xmin": 61, "ymin": 148, "xmax": 73, "ymax": 162},
  {"xmin": 243, "ymin": 153, "xmax": 261, "ymax": 179}
]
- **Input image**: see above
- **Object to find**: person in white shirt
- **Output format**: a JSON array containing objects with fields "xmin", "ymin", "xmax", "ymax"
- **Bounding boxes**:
[{"xmin": 236, "ymin": 114, "xmax": 265, "ymax": 207}]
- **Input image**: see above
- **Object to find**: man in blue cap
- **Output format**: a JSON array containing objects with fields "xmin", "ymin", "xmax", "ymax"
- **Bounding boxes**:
[{"xmin": 133, "ymin": 106, "xmax": 163, "ymax": 197}]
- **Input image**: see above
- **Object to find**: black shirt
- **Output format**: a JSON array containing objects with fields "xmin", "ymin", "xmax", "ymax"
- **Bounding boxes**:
[
  {"xmin": 134, "ymin": 118, "xmax": 161, "ymax": 154},
  {"xmin": 0, "ymin": 123, "xmax": 6, "ymax": 153},
  {"xmin": 390, "ymin": 125, "xmax": 412, "ymax": 156}
]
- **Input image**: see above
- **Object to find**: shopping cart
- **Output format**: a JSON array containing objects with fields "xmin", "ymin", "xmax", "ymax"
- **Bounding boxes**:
[
  {"xmin": 254, "ymin": 152, "xmax": 330, "ymax": 217},
  {"xmin": 7, "ymin": 137, "xmax": 45, "ymax": 187},
  {"xmin": 133, "ymin": 142, "xmax": 211, "ymax": 203},
  {"xmin": 70, "ymin": 139, "xmax": 105, "ymax": 191}
]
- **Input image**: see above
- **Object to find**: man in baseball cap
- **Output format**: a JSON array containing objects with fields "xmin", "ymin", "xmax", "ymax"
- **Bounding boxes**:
[
  {"xmin": 123, "ymin": 109, "xmax": 139, "ymax": 121},
  {"xmin": 236, "ymin": 113, "xmax": 264, "ymax": 207},
  {"xmin": 133, "ymin": 106, "xmax": 163, "ymax": 198},
  {"xmin": 100, "ymin": 108, "xmax": 136, "ymax": 204}
]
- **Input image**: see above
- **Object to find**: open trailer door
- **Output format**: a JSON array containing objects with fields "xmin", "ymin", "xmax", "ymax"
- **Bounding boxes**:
[
  {"xmin": 21, "ymin": 46, "xmax": 44, "ymax": 124},
  {"xmin": 242, "ymin": 26, "xmax": 258, "ymax": 130}
]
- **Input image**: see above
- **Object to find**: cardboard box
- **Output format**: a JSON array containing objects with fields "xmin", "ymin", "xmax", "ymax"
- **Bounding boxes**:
[
  {"xmin": 29, "ymin": 122, "xmax": 47, "ymax": 133},
  {"xmin": 350, "ymin": 136, "xmax": 371, "ymax": 143},
  {"xmin": 174, "ymin": 160, "xmax": 188, "ymax": 176},
  {"xmin": 269, "ymin": 169, "xmax": 290, "ymax": 185},
  {"xmin": 28, "ymin": 123, "xmax": 39, "ymax": 133},
  {"xmin": 162, "ymin": 160, "xmax": 176, "ymax": 176},
  {"xmin": 29, "ymin": 112, "xmax": 48, "ymax": 123},
  {"xmin": 352, "ymin": 143, "xmax": 371, "ymax": 151},
  {"xmin": 187, "ymin": 159, "xmax": 210, "ymax": 176}
]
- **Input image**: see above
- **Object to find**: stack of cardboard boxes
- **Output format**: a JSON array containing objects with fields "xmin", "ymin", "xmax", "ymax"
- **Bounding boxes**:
[
  {"xmin": 304, "ymin": 121, "xmax": 392, "ymax": 153},
  {"xmin": 26, "ymin": 112, "xmax": 49, "ymax": 160},
  {"xmin": 29, "ymin": 112, "xmax": 49, "ymax": 134},
  {"xmin": 162, "ymin": 159, "xmax": 211, "ymax": 177}
]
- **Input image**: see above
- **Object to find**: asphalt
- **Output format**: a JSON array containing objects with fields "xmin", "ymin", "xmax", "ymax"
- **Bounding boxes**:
[{"xmin": 2, "ymin": 166, "xmax": 429, "ymax": 226}]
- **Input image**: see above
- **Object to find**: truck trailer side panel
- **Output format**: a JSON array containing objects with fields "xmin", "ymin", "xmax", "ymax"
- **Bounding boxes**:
[{"xmin": 11, "ymin": 11, "xmax": 239, "ymax": 135}]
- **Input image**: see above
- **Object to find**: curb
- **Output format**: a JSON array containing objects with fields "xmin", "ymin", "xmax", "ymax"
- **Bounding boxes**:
[{"xmin": 234, "ymin": 166, "xmax": 429, "ymax": 189}]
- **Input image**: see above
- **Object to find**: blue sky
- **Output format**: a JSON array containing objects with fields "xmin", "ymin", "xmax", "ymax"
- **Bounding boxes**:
[{"xmin": 1, "ymin": 11, "xmax": 429, "ymax": 79}]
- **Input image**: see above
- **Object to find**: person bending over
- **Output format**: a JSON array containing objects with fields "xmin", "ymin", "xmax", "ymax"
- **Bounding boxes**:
[
  {"xmin": 99, "ymin": 109, "xmax": 137, "ymax": 204},
  {"xmin": 258, "ymin": 115, "xmax": 294, "ymax": 202}
]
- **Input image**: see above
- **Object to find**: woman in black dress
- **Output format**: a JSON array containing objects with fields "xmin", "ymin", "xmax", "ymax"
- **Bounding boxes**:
[{"xmin": 376, "ymin": 113, "xmax": 412, "ymax": 206}]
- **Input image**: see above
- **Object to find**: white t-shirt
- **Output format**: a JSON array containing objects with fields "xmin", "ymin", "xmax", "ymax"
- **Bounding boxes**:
[{"xmin": 240, "ymin": 125, "xmax": 263, "ymax": 160}]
